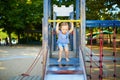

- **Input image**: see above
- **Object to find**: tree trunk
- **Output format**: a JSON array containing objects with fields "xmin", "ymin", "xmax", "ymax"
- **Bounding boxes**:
[
  {"xmin": 8, "ymin": 32, "xmax": 12, "ymax": 46},
  {"xmin": 17, "ymin": 32, "xmax": 20, "ymax": 44}
]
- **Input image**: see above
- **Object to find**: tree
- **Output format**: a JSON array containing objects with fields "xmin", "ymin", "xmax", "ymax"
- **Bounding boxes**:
[
  {"xmin": 0, "ymin": 0, "xmax": 119, "ymax": 45},
  {"xmin": 86, "ymin": 0, "xmax": 120, "ymax": 20},
  {"xmin": 0, "ymin": 0, "xmax": 43, "ymax": 44}
]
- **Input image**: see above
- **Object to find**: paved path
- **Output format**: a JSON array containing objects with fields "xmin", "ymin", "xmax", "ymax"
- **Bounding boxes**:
[{"xmin": 0, "ymin": 46, "xmax": 42, "ymax": 80}]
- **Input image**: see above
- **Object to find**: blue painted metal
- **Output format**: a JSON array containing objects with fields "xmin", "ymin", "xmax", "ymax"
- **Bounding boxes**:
[
  {"xmin": 45, "ymin": 57, "xmax": 85, "ymax": 80},
  {"xmin": 49, "ymin": 58, "xmax": 79, "ymax": 65},
  {"xmin": 43, "ymin": 0, "xmax": 88, "ymax": 80},
  {"xmin": 48, "ymin": 0, "xmax": 51, "ymax": 17},
  {"xmin": 80, "ymin": 0, "xmax": 86, "ymax": 47},
  {"xmin": 69, "ymin": 12, "xmax": 74, "ymax": 51},
  {"xmin": 75, "ymin": 0, "xmax": 80, "ymax": 54},
  {"xmin": 80, "ymin": 0, "xmax": 87, "ymax": 79},
  {"xmin": 43, "ymin": 1, "xmax": 49, "ymax": 79},
  {"xmin": 48, "ymin": 0, "xmax": 52, "ymax": 56},
  {"xmin": 43, "ymin": 0, "xmax": 49, "ymax": 45},
  {"xmin": 86, "ymin": 20, "xmax": 120, "ymax": 27},
  {"xmin": 76, "ymin": 0, "xmax": 80, "ymax": 19},
  {"xmin": 45, "ymin": 74, "xmax": 84, "ymax": 80},
  {"xmin": 79, "ymin": 47, "xmax": 87, "ymax": 80},
  {"xmin": 53, "ymin": 12, "xmax": 57, "ymax": 51}
]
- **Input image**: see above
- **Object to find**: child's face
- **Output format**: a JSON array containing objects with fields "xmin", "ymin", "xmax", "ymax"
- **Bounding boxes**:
[{"xmin": 61, "ymin": 25, "xmax": 69, "ymax": 34}]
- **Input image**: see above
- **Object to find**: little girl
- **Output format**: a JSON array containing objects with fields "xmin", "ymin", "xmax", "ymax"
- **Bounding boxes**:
[{"xmin": 56, "ymin": 22, "xmax": 74, "ymax": 62}]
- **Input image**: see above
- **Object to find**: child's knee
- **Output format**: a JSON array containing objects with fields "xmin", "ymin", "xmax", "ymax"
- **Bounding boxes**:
[
  {"xmin": 64, "ymin": 45, "xmax": 69, "ymax": 51},
  {"xmin": 65, "ymin": 49, "xmax": 69, "ymax": 52},
  {"xmin": 59, "ymin": 47, "xmax": 63, "ymax": 52},
  {"xmin": 64, "ymin": 47, "xmax": 69, "ymax": 52}
]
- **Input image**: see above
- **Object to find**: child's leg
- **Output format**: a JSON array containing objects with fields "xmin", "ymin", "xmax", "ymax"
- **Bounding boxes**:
[
  {"xmin": 64, "ymin": 44, "xmax": 69, "ymax": 61},
  {"xmin": 58, "ymin": 44, "xmax": 63, "ymax": 62},
  {"xmin": 58, "ymin": 47, "xmax": 63, "ymax": 62}
]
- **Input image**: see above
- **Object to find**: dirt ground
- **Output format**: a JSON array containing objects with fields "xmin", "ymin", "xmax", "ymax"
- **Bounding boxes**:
[{"xmin": 0, "ymin": 45, "xmax": 120, "ymax": 80}]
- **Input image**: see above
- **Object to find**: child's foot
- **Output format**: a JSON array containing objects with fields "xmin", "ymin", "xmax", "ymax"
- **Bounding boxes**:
[
  {"xmin": 66, "ymin": 58, "xmax": 69, "ymax": 62},
  {"xmin": 58, "ymin": 58, "xmax": 61, "ymax": 62}
]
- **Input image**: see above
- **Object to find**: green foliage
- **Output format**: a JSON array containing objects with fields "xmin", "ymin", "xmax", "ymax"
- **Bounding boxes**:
[
  {"xmin": 0, "ymin": 0, "xmax": 43, "ymax": 29},
  {"xmin": 0, "ymin": 0, "xmax": 43, "ymax": 44},
  {"xmin": 0, "ymin": 0, "xmax": 120, "ymax": 44},
  {"xmin": 86, "ymin": 0, "xmax": 120, "ymax": 20},
  {"xmin": 0, "ymin": 29, "xmax": 7, "ymax": 38},
  {"xmin": 52, "ymin": 0, "xmax": 75, "ymax": 6}
]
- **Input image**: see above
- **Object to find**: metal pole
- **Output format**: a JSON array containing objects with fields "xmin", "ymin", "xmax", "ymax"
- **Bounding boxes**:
[
  {"xmin": 43, "ymin": 0, "xmax": 49, "ymax": 47},
  {"xmin": 48, "ymin": 0, "xmax": 52, "ymax": 56},
  {"xmin": 76, "ymin": 0, "xmax": 80, "ymax": 54},
  {"xmin": 76, "ymin": 0, "xmax": 80, "ymax": 19},
  {"xmin": 80, "ymin": 0, "xmax": 86, "ymax": 47},
  {"xmin": 80, "ymin": 0, "xmax": 87, "ymax": 80},
  {"xmin": 42, "ymin": 0, "xmax": 49, "ymax": 80},
  {"xmin": 70, "ymin": 12, "xmax": 74, "ymax": 51},
  {"xmin": 48, "ymin": 0, "xmax": 51, "ymax": 17},
  {"xmin": 42, "ymin": 18, "xmax": 44, "ymax": 46},
  {"xmin": 53, "ymin": 12, "xmax": 57, "ymax": 51}
]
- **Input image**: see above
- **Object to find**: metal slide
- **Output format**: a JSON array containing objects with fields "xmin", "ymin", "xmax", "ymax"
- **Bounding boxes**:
[{"xmin": 43, "ymin": 47, "xmax": 87, "ymax": 80}]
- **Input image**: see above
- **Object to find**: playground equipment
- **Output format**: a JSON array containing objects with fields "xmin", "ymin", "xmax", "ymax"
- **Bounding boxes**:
[
  {"xmin": 48, "ymin": 20, "xmax": 80, "ymax": 22},
  {"xmin": 42, "ymin": 0, "xmax": 87, "ymax": 80},
  {"xmin": 11, "ymin": 0, "xmax": 120, "ymax": 80},
  {"xmin": 85, "ymin": 20, "xmax": 120, "ymax": 80},
  {"xmin": 11, "ymin": 20, "xmax": 120, "ymax": 80}
]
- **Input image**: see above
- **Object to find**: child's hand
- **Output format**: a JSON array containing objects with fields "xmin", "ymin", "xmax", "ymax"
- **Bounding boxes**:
[{"xmin": 57, "ymin": 19, "xmax": 61, "ymax": 24}]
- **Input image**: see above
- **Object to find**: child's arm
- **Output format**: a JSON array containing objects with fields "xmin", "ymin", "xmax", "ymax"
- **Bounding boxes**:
[
  {"xmin": 69, "ymin": 22, "xmax": 74, "ymax": 33},
  {"xmin": 56, "ymin": 22, "xmax": 60, "ymax": 34}
]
